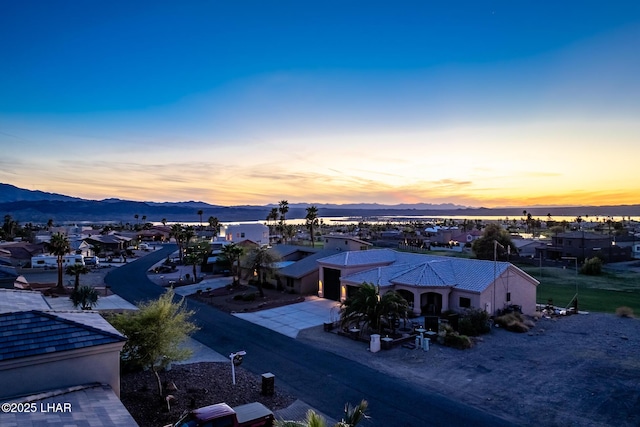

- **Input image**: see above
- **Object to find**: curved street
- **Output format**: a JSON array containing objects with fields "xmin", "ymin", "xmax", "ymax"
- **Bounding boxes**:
[{"xmin": 105, "ymin": 245, "xmax": 514, "ymax": 426}]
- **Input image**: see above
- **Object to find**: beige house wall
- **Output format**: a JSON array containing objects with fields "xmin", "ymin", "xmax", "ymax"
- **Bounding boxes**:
[{"xmin": 0, "ymin": 342, "xmax": 124, "ymax": 400}]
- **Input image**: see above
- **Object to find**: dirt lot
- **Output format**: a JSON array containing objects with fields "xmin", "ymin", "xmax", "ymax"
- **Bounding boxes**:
[{"xmin": 297, "ymin": 312, "xmax": 640, "ymax": 427}]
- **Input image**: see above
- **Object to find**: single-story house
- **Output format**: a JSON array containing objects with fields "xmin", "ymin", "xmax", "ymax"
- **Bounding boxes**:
[
  {"xmin": 323, "ymin": 235, "xmax": 372, "ymax": 251},
  {"xmin": 0, "ymin": 310, "xmax": 127, "ymax": 400},
  {"xmin": 0, "ymin": 241, "xmax": 46, "ymax": 267},
  {"xmin": 276, "ymin": 249, "xmax": 337, "ymax": 294},
  {"xmin": 0, "ymin": 289, "xmax": 137, "ymax": 425},
  {"xmin": 317, "ymin": 249, "xmax": 539, "ymax": 316}
]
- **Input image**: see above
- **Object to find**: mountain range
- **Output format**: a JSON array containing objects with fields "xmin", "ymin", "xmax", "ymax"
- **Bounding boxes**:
[{"xmin": 1, "ymin": 183, "xmax": 639, "ymax": 224}]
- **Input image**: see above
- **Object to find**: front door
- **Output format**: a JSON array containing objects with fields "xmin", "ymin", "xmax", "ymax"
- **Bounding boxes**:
[{"xmin": 421, "ymin": 292, "xmax": 442, "ymax": 315}]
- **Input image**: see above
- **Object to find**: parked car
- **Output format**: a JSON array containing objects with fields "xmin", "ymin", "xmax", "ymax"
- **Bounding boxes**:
[{"xmin": 166, "ymin": 402, "xmax": 274, "ymax": 427}]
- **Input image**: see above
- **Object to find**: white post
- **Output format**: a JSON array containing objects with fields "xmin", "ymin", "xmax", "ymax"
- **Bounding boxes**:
[{"xmin": 229, "ymin": 351, "xmax": 246, "ymax": 385}]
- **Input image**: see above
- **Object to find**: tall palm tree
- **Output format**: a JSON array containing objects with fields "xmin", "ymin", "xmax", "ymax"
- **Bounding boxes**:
[
  {"xmin": 65, "ymin": 263, "xmax": 90, "ymax": 293},
  {"xmin": 184, "ymin": 250, "xmax": 203, "ymax": 283},
  {"xmin": 197, "ymin": 209, "xmax": 204, "ymax": 228},
  {"xmin": 245, "ymin": 246, "xmax": 281, "ymax": 297},
  {"xmin": 305, "ymin": 205, "xmax": 319, "ymax": 247},
  {"xmin": 161, "ymin": 218, "xmax": 167, "ymax": 227},
  {"xmin": 208, "ymin": 216, "xmax": 220, "ymax": 239},
  {"xmin": 134, "ymin": 214, "xmax": 139, "ymax": 227},
  {"xmin": 47, "ymin": 233, "xmax": 71, "ymax": 291},
  {"xmin": 221, "ymin": 243, "xmax": 244, "ymax": 285},
  {"xmin": 278, "ymin": 200, "xmax": 289, "ymax": 242},
  {"xmin": 47, "ymin": 218, "xmax": 54, "ymax": 230},
  {"xmin": 170, "ymin": 224, "xmax": 185, "ymax": 262}
]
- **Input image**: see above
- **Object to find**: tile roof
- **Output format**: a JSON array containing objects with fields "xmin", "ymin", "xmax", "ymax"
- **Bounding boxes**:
[
  {"xmin": 0, "ymin": 289, "xmax": 51, "ymax": 314},
  {"xmin": 0, "ymin": 310, "xmax": 126, "ymax": 362},
  {"xmin": 2, "ymin": 384, "xmax": 138, "ymax": 426},
  {"xmin": 326, "ymin": 249, "xmax": 517, "ymax": 293},
  {"xmin": 278, "ymin": 249, "xmax": 338, "ymax": 279}
]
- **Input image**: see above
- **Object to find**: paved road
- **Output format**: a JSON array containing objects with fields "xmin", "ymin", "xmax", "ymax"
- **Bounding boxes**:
[{"xmin": 105, "ymin": 245, "xmax": 516, "ymax": 426}]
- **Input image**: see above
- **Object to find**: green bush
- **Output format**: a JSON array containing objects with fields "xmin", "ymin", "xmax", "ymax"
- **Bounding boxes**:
[
  {"xmin": 458, "ymin": 308, "xmax": 491, "ymax": 336},
  {"xmin": 581, "ymin": 257, "xmax": 603, "ymax": 276}
]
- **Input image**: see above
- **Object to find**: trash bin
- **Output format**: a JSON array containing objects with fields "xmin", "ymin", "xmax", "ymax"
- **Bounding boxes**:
[
  {"xmin": 370, "ymin": 334, "xmax": 381, "ymax": 353},
  {"xmin": 261, "ymin": 373, "xmax": 275, "ymax": 396}
]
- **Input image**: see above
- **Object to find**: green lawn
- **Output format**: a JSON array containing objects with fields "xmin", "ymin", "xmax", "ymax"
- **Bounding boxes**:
[{"xmin": 518, "ymin": 264, "xmax": 640, "ymax": 314}]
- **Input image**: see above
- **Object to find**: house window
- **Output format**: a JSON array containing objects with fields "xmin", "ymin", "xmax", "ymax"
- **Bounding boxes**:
[
  {"xmin": 459, "ymin": 297, "xmax": 471, "ymax": 308},
  {"xmin": 241, "ymin": 232, "xmax": 245, "ymax": 238},
  {"xmin": 506, "ymin": 292, "xmax": 511, "ymax": 302}
]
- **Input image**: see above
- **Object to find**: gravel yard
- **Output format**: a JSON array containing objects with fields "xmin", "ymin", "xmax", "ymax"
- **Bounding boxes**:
[{"xmin": 297, "ymin": 312, "xmax": 640, "ymax": 427}]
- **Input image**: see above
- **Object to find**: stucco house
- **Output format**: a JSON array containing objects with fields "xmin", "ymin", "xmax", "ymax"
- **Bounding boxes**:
[
  {"xmin": 223, "ymin": 223, "xmax": 269, "ymax": 246},
  {"xmin": 0, "ymin": 289, "xmax": 138, "ymax": 425},
  {"xmin": 0, "ymin": 310, "xmax": 127, "ymax": 400},
  {"xmin": 323, "ymin": 235, "xmax": 373, "ymax": 251},
  {"xmin": 317, "ymin": 249, "xmax": 539, "ymax": 316}
]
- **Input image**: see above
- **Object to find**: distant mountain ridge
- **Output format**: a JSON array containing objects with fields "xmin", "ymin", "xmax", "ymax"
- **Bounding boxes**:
[{"xmin": 1, "ymin": 183, "xmax": 639, "ymax": 223}]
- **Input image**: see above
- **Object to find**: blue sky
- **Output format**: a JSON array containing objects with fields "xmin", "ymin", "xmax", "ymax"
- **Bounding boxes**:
[{"xmin": 1, "ymin": 1, "xmax": 639, "ymax": 206}]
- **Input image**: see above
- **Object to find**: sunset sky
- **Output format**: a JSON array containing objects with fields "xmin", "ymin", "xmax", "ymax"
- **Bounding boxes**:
[{"xmin": 1, "ymin": 1, "xmax": 639, "ymax": 207}]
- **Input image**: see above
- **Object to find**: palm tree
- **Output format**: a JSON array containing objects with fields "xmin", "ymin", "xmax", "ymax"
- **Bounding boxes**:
[
  {"xmin": 70, "ymin": 285, "xmax": 99, "ymax": 310},
  {"xmin": 183, "ymin": 251, "xmax": 202, "ymax": 283},
  {"xmin": 245, "ymin": 246, "xmax": 281, "ymax": 297},
  {"xmin": 47, "ymin": 233, "xmax": 71, "ymax": 291},
  {"xmin": 161, "ymin": 218, "xmax": 167, "ymax": 227},
  {"xmin": 221, "ymin": 243, "xmax": 244, "ymax": 285},
  {"xmin": 340, "ymin": 283, "xmax": 408, "ymax": 334},
  {"xmin": 278, "ymin": 200, "xmax": 289, "ymax": 242},
  {"xmin": 134, "ymin": 214, "xmax": 139, "ymax": 228},
  {"xmin": 208, "ymin": 216, "xmax": 220, "ymax": 239},
  {"xmin": 305, "ymin": 205, "xmax": 319, "ymax": 247},
  {"xmin": 275, "ymin": 400, "xmax": 369, "ymax": 427},
  {"xmin": 65, "ymin": 263, "xmax": 90, "ymax": 293},
  {"xmin": 170, "ymin": 224, "xmax": 185, "ymax": 262},
  {"xmin": 47, "ymin": 218, "xmax": 54, "ymax": 230},
  {"xmin": 197, "ymin": 209, "xmax": 204, "ymax": 228}
]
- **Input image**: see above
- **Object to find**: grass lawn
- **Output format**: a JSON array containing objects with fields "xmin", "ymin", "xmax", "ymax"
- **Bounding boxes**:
[{"xmin": 518, "ymin": 264, "xmax": 640, "ymax": 314}]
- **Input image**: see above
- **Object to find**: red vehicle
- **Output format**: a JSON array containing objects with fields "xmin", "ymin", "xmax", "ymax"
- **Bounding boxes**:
[{"xmin": 168, "ymin": 402, "xmax": 274, "ymax": 427}]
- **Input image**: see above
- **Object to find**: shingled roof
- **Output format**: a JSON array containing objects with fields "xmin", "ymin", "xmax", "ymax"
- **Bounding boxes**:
[{"xmin": 0, "ymin": 310, "xmax": 126, "ymax": 362}]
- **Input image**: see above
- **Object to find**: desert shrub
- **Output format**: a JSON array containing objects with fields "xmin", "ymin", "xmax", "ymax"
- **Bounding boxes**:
[
  {"xmin": 616, "ymin": 306, "xmax": 635, "ymax": 318},
  {"xmin": 242, "ymin": 292, "xmax": 256, "ymax": 302},
  {"xmin": 458, "ymin": 308, "xmax": 491, "ymax": 336},
  {"xmin": 580, "ymin": 257, "xmax": 602, "ymax": 276},
  {"xmin": 443, "ymin": 333, "xmax": 473, "ymax": 349},
  {"xmin": 495, "ymin": 312, "xmax": 530, "ymax": 333}
]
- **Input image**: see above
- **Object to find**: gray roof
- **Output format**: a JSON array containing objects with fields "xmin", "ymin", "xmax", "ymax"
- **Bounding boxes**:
[
  {"xmin": 0, "ymin": 310, "xmax": 126, "ymax": 362},
  {"xmin": 278, "ymin": 249, "xmax": 337, "ymax": 279},
  {"xmin": 0, "ymin": 289, "xmax": 51, "ymax": 314},
  {"xmin": 268, "ymin": 244, "xmax": 321, "ymax": 258},
  {"xmin": 328, "ymin": 249, "xmax": 522, "ymax": 293},
  {"xmin": 2, "ymin": 384, "xmax": 139, "ymax": 426}
]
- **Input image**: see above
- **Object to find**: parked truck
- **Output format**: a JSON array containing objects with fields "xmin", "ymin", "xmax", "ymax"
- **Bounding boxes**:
[{"xmin": 167, "ymin": 402, "xmax": 274, "ymax": 427}]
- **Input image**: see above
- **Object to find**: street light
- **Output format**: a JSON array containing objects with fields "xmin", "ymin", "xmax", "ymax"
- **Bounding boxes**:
[{"xmin": 493, "ymin": 240, "xmax": 505, "ymax": 317}]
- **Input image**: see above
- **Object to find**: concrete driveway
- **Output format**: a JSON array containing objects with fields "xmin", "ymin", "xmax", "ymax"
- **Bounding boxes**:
[{"xmin": 233, "ymin": 297, "xmax": 341, "ymax": 338}]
